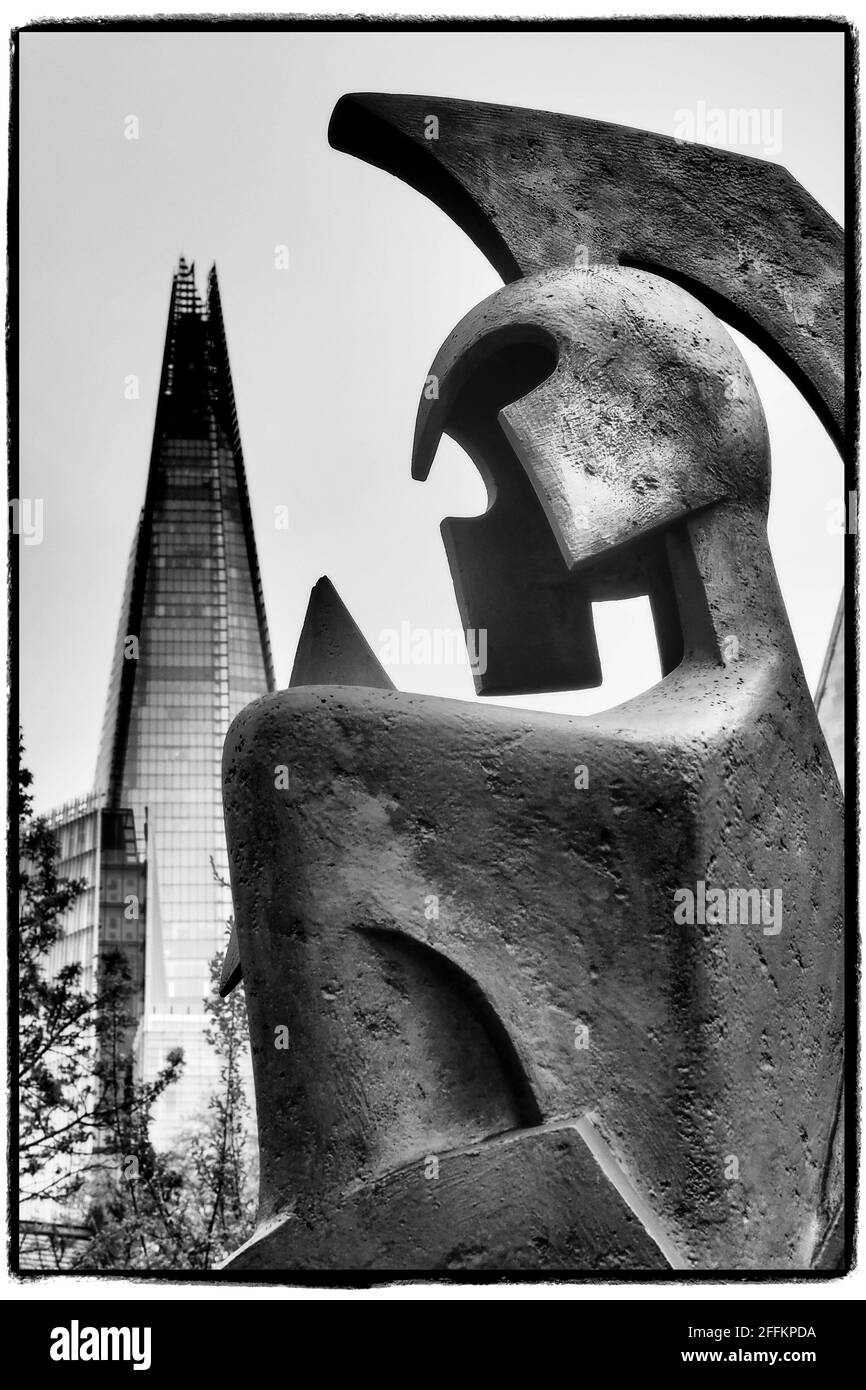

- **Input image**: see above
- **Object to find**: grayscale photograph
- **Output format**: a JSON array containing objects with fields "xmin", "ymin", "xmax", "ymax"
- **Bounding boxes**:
[{"xmin": 8, "ymin": 14, "xmax": 855, "ymax": 1329}]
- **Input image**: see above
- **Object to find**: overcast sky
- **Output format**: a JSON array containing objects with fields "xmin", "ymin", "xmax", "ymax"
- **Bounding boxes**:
[{"xmin": 19, "ymin": 27, "xmax": 844, "ymax": 811}]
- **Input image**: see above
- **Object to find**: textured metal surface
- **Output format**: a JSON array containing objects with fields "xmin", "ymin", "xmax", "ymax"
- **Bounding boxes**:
[
  {"xmin": 219, "ymin": 94, "xmax": 846, "ymax": 1274},
  {"xmin": 329, "ymin": 93, "xmax": 844, "ymax": 446},
  {"xmin": 222, "ymin": 264, "xmax": 844, "ymax": 1272},
  {"xmin": 412, "ymin": 264, "xmax": 768, "ymax": 695},
  {"xmin": 219, "ymin": 577, "xmax": 393, "ymax": 996},
  {"xmin": 289, "ymin": 576, "xmax": 396, "ymax": 691}
]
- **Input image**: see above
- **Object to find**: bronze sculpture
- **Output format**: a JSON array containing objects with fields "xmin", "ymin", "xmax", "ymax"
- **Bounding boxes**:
[{"xmin": 219, "ymin": 96, "xmax": 844, "ymax": 1273}]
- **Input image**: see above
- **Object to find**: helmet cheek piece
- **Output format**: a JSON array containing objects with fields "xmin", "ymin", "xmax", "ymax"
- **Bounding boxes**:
[{"xmin": 411, "ymin": 266, "xmax": 770, "ymax": 697}]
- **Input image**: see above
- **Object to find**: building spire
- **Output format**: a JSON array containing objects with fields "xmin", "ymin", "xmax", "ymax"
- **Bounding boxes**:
[{"xmin": 95, "ymin": 256, "xmax": 275, "ymax": 809}]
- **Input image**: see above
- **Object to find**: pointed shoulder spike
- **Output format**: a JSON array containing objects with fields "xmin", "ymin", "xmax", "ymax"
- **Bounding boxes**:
[{"xmin": 289, "ymin": 577, "xmax": 396, "ymax": 690}]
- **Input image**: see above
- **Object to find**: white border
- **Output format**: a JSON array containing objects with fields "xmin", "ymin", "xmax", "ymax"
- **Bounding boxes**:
[{"xmin": 3, "ymin": 3, "xmax": 861, "ymax": 1302}]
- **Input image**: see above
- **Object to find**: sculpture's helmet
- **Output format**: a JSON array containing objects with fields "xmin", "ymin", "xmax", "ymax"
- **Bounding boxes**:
[{"xmin": 412, "ymin": 265, "xmax": 771, "ymax": 696}]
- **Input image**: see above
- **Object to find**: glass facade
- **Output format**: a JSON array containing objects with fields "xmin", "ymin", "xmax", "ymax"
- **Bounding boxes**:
[
  {"xmin": 44, "ymin": 794, "xmax": 103, "ymax": 999},
  {"xmin": 31, "ymin": 798, "xmax": 146, "ymax": 1226},
  {"xmin": 92, "ymin": 260, "xmax": 274, "ymax": 1143}
]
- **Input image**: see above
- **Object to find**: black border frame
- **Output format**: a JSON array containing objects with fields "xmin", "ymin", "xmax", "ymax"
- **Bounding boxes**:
[{"xmin": 7, "ymin": 12, "xmax": 859, "ymax": 1290}]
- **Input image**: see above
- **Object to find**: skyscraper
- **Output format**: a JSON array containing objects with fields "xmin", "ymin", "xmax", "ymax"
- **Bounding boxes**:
[{"xmin": 51, "ymin": 258, "xmax": 274, "ymax": 1146}]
